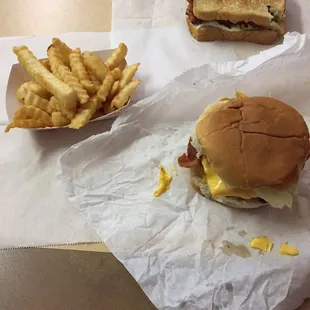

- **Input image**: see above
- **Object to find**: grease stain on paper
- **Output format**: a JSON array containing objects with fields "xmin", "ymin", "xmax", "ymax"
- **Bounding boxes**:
[
  {"xmin": 238, "ymin": 230, "xmax": 248, "ymax": 237},
  {"xmin": 220, "ymin": 240, "xmax": 251, "ymax": 258}
]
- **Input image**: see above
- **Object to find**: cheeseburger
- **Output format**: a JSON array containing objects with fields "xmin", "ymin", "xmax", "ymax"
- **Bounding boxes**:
[{"xmin": 178, "ymin": 95, "xmax": 310, "ymax": 209}]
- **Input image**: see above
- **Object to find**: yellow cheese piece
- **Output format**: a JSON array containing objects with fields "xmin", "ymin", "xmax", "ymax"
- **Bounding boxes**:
[
  {"xmin": 201, "ymin": 157, "xmax": 255, "ymax": 200},
  {"xmin": 250, "ymin": 237, "xmax": 273, "ymax": 252},
  {"xmin": 154, "ymin": 165, "xmax": 173, "ymax": 197},
  {"xmin": 279, "ymin": 243, "xmax": 299, "ymax": 256},
  {"xmin": 235, "ymin": 91, "xmax": 248, "ymax": 98}
]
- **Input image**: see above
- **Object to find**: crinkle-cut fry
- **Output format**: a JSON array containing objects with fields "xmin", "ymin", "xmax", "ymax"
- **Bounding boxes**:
[
  {"xmin": 83, "ymin": 51, "xmax": 109, "ymax": 82},
  {"xmin": 40, "ymin": 58, "xmax": 50, "ymax": 71},
  {"xmin": 16, "ymin": 81, "xmax": 31, "ymax": 101},
  {"xmin": 14, "ymin": 105, "xmax": 53, "ymax": 125},
  {"xmin": 48, "ymin": 45, "xmax": 89, "ymax": 105},
  {"xmin": 81, "ymin": 80, "xmax": 97, "ymax": 96},
  {"xmin": 110, "ymin": 68, "xmax": 122, "ymax": 81},
  {"xmin": 5, "ymin": 119, "xmax": 49, "ymax": 132},
  {"xmin": 52, "ymin": 38, "xmax": 72, "ymax": 65},
  {"xmin": 69, "ymin": 48, "xmax": 89, "ymax": 81},
  {"xmin": 111, "ymin": 80, "xmax": 140, "ymax": 109},
  {"xmin": 48, "ymin": 96, "xmax": 61, "ymax": 112},
  {"xmin": 24, "ymin": 89, "xmax": 53, "ymax": 115},
  {"xmin": 117, "ymin": 63, "xmax": 140, "ymax": 93},
  {"xmin": 102, "ymin": 101, "xmax": 117, "ymax": 115},
  {"xmin": 13, "ymin": 45, "xmax": 77, "ymax": 116},
  {"xmin": 87, "ymin": 71, "xmax": 101, "ymax": 92},
  {"xmin": 97, "ymin": 73, "xmax": 115, "ymax": 102},
  {"xmin": 27, "ymin": 81, "xmax": 52, "ymax": 100},
  {"xmin": 69, "ymin": 48, "xmax": 96, "ymax": 95},
  {"xmin": 69, "ymin": 96, "xmax": 100, "ymax": 129},
  {"xmin": 105, "ymin": 43, "xmax": 128, "ymax": 70},
  {"xmin": 107, "ymin": 81, "xmax": 119, "ymax": 102},
  {"xmin": 52, "ymin": 112, "xmax": 70, "ymax": 127},
  {"xmin": 81, "ymin": 96, "xmax": 101, "ymax": 111},
  {"xmin": 48, "ymin": 96, "xmax": 75, "ymax": 120}
]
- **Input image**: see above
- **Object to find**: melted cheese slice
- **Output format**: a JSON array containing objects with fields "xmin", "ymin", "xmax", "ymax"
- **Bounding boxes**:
[{"xmin": 201, "ymin": 156, "xmax": 256, "ymax": 200}]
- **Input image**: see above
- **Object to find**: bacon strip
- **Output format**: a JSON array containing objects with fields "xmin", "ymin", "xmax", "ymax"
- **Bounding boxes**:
[{"xmin": 178, "ymin": 138, "xmax": 198, "ymax": 168}]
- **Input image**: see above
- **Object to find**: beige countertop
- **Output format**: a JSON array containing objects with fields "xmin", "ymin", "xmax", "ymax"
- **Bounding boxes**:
[{"xmin": 0, "ymin": 0, "xmax": 111, "ymax": 36}]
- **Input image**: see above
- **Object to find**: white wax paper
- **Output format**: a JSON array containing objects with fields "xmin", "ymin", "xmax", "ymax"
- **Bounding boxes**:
[
  {"xmin": 58, "ymin": 33, "xmax": 310, "ymax": 310},
  {"xmin": 111, "ymin": 27, "xmax": 270, "ymax": 101}
]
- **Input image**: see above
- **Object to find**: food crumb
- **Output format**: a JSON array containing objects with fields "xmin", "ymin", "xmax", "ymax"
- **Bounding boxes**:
[{"xmin": 279, "ymin": 243, "xmax": 299, "ymax": 256}]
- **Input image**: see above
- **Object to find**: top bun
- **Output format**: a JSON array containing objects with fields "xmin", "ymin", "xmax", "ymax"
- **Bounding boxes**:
[{"xmin": 196, "ymin": 97, "xmax": 310, "ymax": 190}]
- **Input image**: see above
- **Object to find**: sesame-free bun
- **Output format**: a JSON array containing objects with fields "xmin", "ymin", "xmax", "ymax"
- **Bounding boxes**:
[
  {"xmin": 190, "ymin": 159, "xmax": 265, "ymax": 209},
  {"xmin": 196, "ymin": 97, "xmax": 310, "ymax": 190}
]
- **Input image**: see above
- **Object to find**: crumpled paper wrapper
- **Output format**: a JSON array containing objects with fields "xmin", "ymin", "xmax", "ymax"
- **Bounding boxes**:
[{"xmin": 58, "ymin": 33, "xmax": 310, "ymax": 310}]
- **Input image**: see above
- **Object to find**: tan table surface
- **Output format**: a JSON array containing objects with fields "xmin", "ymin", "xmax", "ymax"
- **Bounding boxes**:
[
  {"xmin": 2, "ymin": 2, "xmax": 309, "ymax": 308},
  {"xmin": 0, "ymin": 0, "xmax": 111, "ymax": 36}
]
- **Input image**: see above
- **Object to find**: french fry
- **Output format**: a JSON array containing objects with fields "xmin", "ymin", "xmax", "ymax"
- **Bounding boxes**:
[
  {"xmin": 117, "ymin": 63, "xmax": 140, "ymax": 93},
  {"xmin": 83, "ymin": 51, "xmax": 109, "ymax": 82},
  {"xmin": 69, "ymin": 96, "xmax": 101, "ymax": 129},
  {"xmin": 27, "ymin": 81, "xmax": 52, "ymax": 100},
  {"xmin": 48, "ymin": 96, "xmax": 76, "ymax": 120},
  {"xmin": 102, "ymin": 101, "xmax": 117, "ymax": 115},
  {"xmin": 52, "ymin": 38, "xmax": 72, "ymax": 65},
  {"xmin": 111, "ymin": 80, "xmax": 140, "ymax": 109},
  {"xmin": 24, "ymin": 89, "xmax": 53, "ymax": 115},
  {"xmin": 5, "ymin": 119, "xmax": 49, "ymax": 132},
  {"xmin": 13, "ymin": 46, "xmax": 77, "ymax": 116},
  {"xmin": 69, "ymin": 48, "xmax": 96, "ymax": 95},
  {"xmin": 97, "ymin": 73, "xmax": 115, "ymax": 102},
  {"xmin": 16, "ymin": 81, "xmax": 31, "ymax": 101},
  {"xmin": 40, "ymin": 58, "xmax": 50, "ymax": 70},
  {"xmin": 48, "ymin": 96, "xmax": 61, "ymax": 112},
  {"xmin": 87, "ymin": 70, "xmax": 101, "ymax": 91},
  {"xmin": 107, "ymin": 81, "xmax": 119, "ymax": 103},
  {"xmin": 48, "ymin": 45, "xmax": 89, "ymax": 105},
  {"xmin": 14, "ymin": 105, "xmax": 53, "ymax": 125},
  {"xmin": 52, "ymin": 112, "xmax": 70, "ymax": 127},
  {"xmin": 81, "ymin": 96, "xmax": 102, "ymax": 111},
  {"xmin": 110, "ymin": 68, "xmax": 122, "ymax": 81},
  {"xmin": 105, "ymin": 43, "xmax": 128, "ymax": 70}
]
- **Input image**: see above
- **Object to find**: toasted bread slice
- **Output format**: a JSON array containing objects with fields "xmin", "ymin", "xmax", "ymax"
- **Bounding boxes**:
[
  {"xmin": 186, "ymin": 17, "xmax": 285, "ymax": 45},
  {"xmin": 193, "ymin": 0, "xmax": 286, "ymax": 26}
]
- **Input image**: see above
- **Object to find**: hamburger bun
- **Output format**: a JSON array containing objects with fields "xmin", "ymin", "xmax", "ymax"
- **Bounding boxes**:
[
  {"xmin": 190, "ymin": 157, "xmax": 265, "ymax": 209},
  {"xmin": 196, "ymin": 97, "xmax": 310, "ymax": 190}
]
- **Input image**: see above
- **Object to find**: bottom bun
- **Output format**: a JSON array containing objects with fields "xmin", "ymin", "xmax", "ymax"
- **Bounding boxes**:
[
  {"xmin": 186, "ymin": 17, "xmax": 284, "ymax": 45},
  {"xmin": 190, "ymin": 163, "xmax": 265, "ymax": 209}
]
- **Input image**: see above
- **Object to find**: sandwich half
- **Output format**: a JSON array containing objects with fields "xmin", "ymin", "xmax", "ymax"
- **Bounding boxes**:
[
  {"xmin": 186, "ymin": 0, "xmax": 286, "ymax": 44},
  {"xmin": 178, "ymin": 95, "xmax": 310, "ymax": 209}
]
